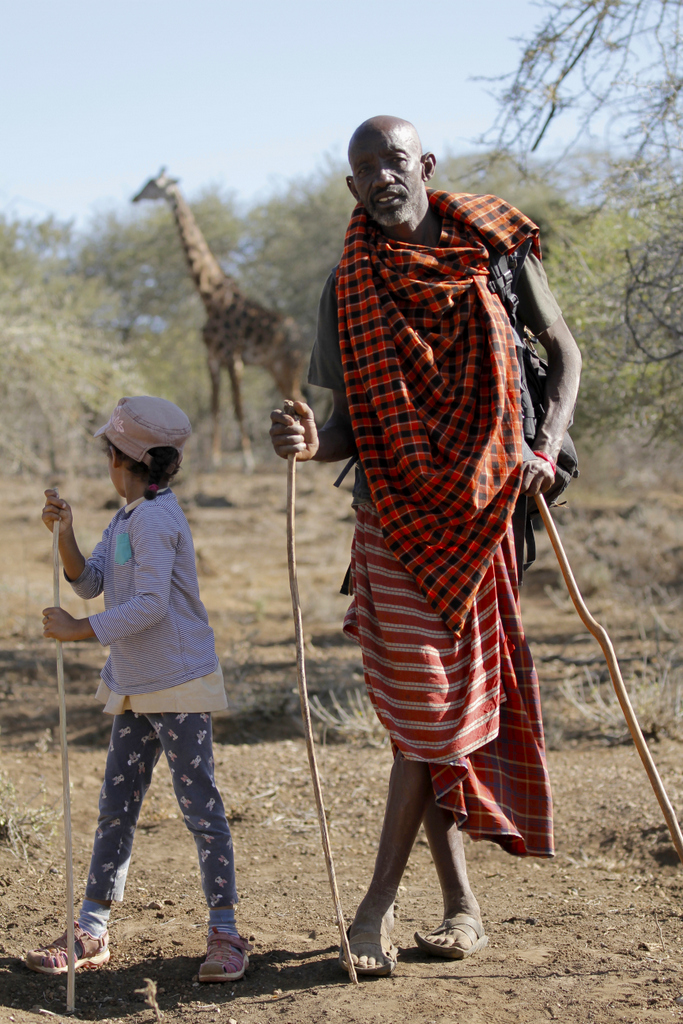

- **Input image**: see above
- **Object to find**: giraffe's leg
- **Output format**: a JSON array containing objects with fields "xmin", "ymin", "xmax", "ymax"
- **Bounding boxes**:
[
  {"xmin": 270, "ymin": 352, "xmax": 305, "ymax": 404},
  {"xmin": 208, "ymin": 354, "xmax": 222, "ymax": 468},
  {"xmin": 227, "ymin": 355, "xmax": 254, "ymax": 474}
]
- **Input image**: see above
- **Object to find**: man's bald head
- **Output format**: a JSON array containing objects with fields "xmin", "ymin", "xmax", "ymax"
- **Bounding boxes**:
[
  {"xmin": 348, "ymin": 116, "xmax": 423, "ymax": 163},
  {"xmin": 346, "ymin": 116, "xmax": 437, "ymax": 237}
]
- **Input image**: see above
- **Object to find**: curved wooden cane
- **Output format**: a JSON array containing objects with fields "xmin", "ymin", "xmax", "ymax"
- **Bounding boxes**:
[
  {"xmin": 535, "ymin": 493, "xmax": 683, "ymax": 866},
  {"xmin": 286, "ymin": 448, "xmax": 358, "ymax": 984}
]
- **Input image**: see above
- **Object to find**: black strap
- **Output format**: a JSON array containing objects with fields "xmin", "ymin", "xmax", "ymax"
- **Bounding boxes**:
[
  {"xmin": 339, "ymin": 563, "xmax": 352, "ymax": 596},
  {"xmin": 333, "ymin": 455, "xmax": 358, "ymax": 488},
  {"xmin": 485, "ymin": 237, "xmax": 533, "ymax": 336}
]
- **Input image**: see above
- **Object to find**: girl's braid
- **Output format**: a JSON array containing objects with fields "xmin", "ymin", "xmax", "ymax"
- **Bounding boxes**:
[{"xmin": 144, "ymin": 446, "xmax": 180, "ymax": 500}]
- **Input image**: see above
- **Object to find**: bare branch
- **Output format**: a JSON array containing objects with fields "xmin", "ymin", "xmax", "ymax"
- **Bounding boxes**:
[{"xmin": 489, "ymin": 0, "xmax": 683, "ymax": 160}]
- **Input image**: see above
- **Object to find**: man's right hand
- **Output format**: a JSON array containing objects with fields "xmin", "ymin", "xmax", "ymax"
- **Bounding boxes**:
[{"xmin": 269, "ymin": 401, "xmax": 319, "ymax": 461}]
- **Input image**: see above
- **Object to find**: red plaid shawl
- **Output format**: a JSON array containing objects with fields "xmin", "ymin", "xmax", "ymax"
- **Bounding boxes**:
[{"xmin": 337, "ymin": 189, "xmax": 541, "ymax": 635}]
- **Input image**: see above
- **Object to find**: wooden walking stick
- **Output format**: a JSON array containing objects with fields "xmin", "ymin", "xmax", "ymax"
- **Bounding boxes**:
[
  {"xmin": 535, "ymin": 493, "xmax": 683, "ymax": 866},
  {"xmin": 284, "ymin": 406, "xmax": 358, "ymax": 985},
  {"xmin": 51, "ymin": 492, "xmax": 76, "ymax": 1011}
]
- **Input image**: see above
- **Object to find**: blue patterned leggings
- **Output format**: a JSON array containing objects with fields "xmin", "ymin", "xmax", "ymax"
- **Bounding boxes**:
[{"xmin": 84, "ymin": 711, "xmax": 237, "ymax": 906}]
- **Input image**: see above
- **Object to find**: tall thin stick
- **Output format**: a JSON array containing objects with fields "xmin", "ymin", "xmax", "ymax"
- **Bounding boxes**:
[
  {"xmin": 286, "ymin": 452, "xmax": 358, "ymax": 985},
  {"xmin": 52, "ymin": 498, "xmax": 76, "ymax": 1011},
  {"xmin": 535, "ymin": 493, "xmax": 683, "ymax": 865}
]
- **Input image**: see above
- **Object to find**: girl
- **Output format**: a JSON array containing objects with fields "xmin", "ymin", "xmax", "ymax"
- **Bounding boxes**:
[{"xmin": 26, "ymin": 395, "xmax": 251, "ymax": 983}]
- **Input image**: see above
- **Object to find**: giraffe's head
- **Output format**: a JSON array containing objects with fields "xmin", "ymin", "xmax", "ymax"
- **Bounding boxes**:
[{"xmin": 132, "ymin": 168, "xmax": 179, "ymax": 203}]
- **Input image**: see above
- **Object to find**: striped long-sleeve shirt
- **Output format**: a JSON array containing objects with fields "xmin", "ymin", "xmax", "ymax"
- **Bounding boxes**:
[{"xmin": 70, "ymin": 490, "xmax": 218, "ymax": 694}]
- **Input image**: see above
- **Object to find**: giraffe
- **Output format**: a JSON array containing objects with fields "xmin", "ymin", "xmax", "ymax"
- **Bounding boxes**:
[{"xmin": 132, "ymin": 170, "xmax": 305, "ymax": 471}]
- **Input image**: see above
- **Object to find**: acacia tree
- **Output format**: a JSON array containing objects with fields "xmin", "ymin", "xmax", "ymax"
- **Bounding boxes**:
[
  {"xmin": 490, "ymin": 0, "xmax": 683, "ymax": 439},
  {"xmin": 491, "ymin": 0, "xmax": 683, "ymax": 160},
  {"xmin": 0, "ymin": 216, "xmax": 140, "ymax": 474}
]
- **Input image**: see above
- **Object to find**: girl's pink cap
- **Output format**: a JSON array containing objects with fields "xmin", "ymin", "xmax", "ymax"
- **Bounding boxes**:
[{"xmin": 95, "ymin": 396, "xmax": 191, "ymax": 467}]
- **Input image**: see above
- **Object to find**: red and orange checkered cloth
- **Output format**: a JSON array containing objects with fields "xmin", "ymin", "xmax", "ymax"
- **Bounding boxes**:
[{"xmin": 337, "ymin": 190, "xmax": 540, "ymax": 636}]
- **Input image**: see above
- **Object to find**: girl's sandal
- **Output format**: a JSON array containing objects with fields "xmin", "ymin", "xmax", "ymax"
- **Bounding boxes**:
[
  {"xmin": 199, "ymin": 929, "xmax": 253, "ymax": 982},
  {"xmin": 25, "ymin": 925, "xmax": 111, "ymax": 974},
  {"xmin": 414, "ymin": 914, "xmax": 488, "ymax": 960}
]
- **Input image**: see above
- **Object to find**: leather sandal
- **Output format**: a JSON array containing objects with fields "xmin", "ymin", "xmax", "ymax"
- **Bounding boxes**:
[
  {"xmin": 339, "ymin": 928, "xmax": 398, "ymax": 977},
  {"xmin": 414, "ymin": 913, "xmax": 488, "ymax": 960}
]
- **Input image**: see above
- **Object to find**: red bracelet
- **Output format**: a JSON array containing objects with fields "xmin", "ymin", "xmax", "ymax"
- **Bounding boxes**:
[{"xmin": 533, "ymin": 450, "xmax": 557, "ymax": 474}]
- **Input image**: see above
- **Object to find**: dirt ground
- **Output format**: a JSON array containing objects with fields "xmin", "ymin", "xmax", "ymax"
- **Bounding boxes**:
[{"xmin": 2, "ymin": 458, "xmax": 683, "ymax": 1024}]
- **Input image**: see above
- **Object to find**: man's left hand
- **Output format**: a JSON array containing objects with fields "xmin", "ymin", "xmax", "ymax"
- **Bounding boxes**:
[
  {"xmin": 42, "ymin": 607, "xmax": 95, "ymax": 641},
  {"xmin": 521, "ymin": 458, "xmax": 555, "ymax": 496}
]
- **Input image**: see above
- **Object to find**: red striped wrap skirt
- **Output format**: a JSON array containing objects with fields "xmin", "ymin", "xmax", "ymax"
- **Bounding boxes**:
[{"xmin": 343, "ymin": 506, "xmax": 554, "ymax": 858}]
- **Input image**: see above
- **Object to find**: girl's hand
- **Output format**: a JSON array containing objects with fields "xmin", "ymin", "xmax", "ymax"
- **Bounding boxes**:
[
  {"xmin": 42, "ymin": 607, "xmax": 95, "ymax": 641},
  {"xmin": 42, "ymin": 490, "xmax": 73, "ymax": 534}
]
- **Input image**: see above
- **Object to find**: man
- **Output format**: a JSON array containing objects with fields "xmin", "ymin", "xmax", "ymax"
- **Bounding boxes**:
[{"xmin": 270, "ymin": 116, "xmax": 581, "ymax": 976}]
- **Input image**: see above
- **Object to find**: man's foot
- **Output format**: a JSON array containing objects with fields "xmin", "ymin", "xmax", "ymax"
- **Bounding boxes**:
[
  {"xmin": 340, "ymin": 929, "xmax": 398, "ymax": 977},
  {"xmin": 25, "ymin": 925, "xmax": 110, "ymax": 974},
  {"xmin": 339, "ymin": 906, "xmax": 397, "ymax": 976},
  {"xmin": 414, "ymin": 913, "xmax": 488, "ymax": 960},
  {"xmin": 198, "ymin": 929, "xmax": 252, "ymax": 982}
]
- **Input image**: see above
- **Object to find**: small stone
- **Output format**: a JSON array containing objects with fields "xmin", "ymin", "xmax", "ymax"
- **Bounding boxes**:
[
  {"xmin": 145, "ymin": 900, "xmax": 164, "ymax": 910},
  {"xmin": 249, "ymin": 933, "xmax": 256, "ymax": 941},
  {"xmin": 308, "ymin": 929, "xmax": 317, "ymax": 939},
  {"xmin": 172, "ymin": 939, "xmax": 184, "ymax": 946},
  {"xmin": 228, "ymin": 1019, "xmax": 237, "ymax": 1024},
  {"xmin": 164, "ymin": 898, "xmax": 175, "ymax": 905},
  {"xmin": 675, "ymin": 996, "xmax": 683, "ymax": 1006}
]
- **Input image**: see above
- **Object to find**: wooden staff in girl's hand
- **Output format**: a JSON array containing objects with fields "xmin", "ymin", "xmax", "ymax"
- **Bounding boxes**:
[
  {"xmin": 49, "ymin": 489, "xmax": 76, "ymax": 1012},
  {"xmin": 283, "ymin": 400, "xmax": 358, "ymax": 985},
  {"xmin": 535, "ymin": 493, "xmax": 683, "ymax": 866}
]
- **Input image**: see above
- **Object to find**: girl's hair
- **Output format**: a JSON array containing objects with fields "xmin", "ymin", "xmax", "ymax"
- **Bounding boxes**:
[{"xmin": 102, "ymin": 439, "xmax": 180, "ymax": 499}]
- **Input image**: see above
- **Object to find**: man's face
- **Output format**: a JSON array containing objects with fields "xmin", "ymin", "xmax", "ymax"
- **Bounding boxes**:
[{"xmin": 347, "ymin": 126, "xmax": 434, "ymax": 228}]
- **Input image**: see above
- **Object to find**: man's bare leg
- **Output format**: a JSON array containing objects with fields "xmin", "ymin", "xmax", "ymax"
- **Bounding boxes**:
[
  {"xmin": 420, "ymin": 797, "xmax": 483, "ymax": 951},
  {"xmin": 348, "ymin": 753, "xmax": 432, "ymax": 969}
]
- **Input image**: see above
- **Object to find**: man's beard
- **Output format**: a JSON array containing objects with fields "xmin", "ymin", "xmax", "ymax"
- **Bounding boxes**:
[{"xmin": 366, "ymin": 187, "xmax": 420, "ymax": 227}]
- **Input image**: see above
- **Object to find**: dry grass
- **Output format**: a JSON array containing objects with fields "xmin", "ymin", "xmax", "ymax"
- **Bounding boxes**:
[
  {"xmin": 560, "ymin": 645, "xmax": 683, "ymax": 742},
  {"xmin": 0, "ymin": 770, "xmax": 59, "ymax": 859},
  {"xmin": 309, "ymin": 688, "xmax": 387, "ymax": 747}
]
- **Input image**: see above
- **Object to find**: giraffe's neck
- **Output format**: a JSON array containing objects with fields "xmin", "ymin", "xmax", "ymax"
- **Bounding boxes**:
[{"xmin": 166, "ymin": 185, "xmax": 232, "ymax": 310}]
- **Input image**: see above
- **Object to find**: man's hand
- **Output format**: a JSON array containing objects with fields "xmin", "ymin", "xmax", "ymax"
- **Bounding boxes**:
[
  {"xmin": 270, "ymin": 401, "xmax": 319, "ymax": 461},
  {"xmin": 521, "ymin": 457, "xmax": 555, "ymax": 496},
  {"xmin": 42, "ymin": 607, "xmax": 95, "ymax": 641},
  {"xmin": 42, "ymin": 490, "xmax": 73, "ymax": 534}
]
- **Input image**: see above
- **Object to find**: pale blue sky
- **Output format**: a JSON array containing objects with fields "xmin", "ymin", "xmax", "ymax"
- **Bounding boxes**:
[{"xmin": 1, "ymin": 0, "xmax": 548, "ymax": 225}]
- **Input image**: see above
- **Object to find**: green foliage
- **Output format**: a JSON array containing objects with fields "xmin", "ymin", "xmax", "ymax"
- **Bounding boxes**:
[
  {"xmin": 0, "ymin": 215, "xmax": 140, "ymax": 474},
  {"xmin": 79, "ymin": 185, "xmax": 241, "ymax": 335},
  {"xmin": 8, "ymin": 146, "xmax": 683, "ymax": 466},
  {"xmin": 76, "ymin": 186, "xmax": 243, "ymax": 429},
  {"xmin": 433, "ymin": 152, "xmax": 582, "ymax": 257},
  {"xmin": 541, "ymin": 171, "xmax": 683, "ymax": 441},
  {"xmin": 239, "ymin": 159, "xmax": 354, "ymax": 339},
  {"xmin": 485, "ymin": 0, "xmax": 683, "ymax": 441}
]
